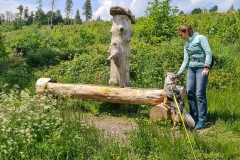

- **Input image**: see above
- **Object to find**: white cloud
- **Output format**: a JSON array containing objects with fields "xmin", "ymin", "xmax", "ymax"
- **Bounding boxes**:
[
  {"xmin": 130, "ymin": 0, "xmax": 150, "ymax": 17},
  {"xmin": 93, "ymin": 0, "xmax": 151, "ymax": 20},
  {"xmin": 93, "ymin": 0, "xmax": 131, "ymax": 20}
]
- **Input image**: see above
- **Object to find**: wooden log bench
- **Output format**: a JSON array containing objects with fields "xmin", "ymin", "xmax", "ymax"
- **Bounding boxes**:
[{"xmin": 35, "ymin": 78, "xmax": 186, "ymax": 121}]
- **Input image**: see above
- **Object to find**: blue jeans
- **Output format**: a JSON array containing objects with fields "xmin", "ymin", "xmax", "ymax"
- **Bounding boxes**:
[{"xmin": 187, "ymin": 67, "xmax": 208, "ymax": 123}]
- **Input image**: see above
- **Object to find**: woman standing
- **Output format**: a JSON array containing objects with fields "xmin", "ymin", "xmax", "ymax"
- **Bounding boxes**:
[{"xmin": 177, "ymin": 24, "xmax": 212, "ymax": 130}]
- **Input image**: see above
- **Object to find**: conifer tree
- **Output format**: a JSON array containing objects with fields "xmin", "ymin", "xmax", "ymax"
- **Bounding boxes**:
[
  {"xmin": 228, "ymin": 4, "xmax": 235, "ymax": 12},
  {"xmin": 24, "ymin": 7, "xmax": 32, "ymax": 26},
  {"xmin": 0, "ymin": 14, "xmax": 4, "ymax": 25},
  {"xmin": 28, "ymin": 11, "xmax": 34, "ymax": 25},
  {"xmin": 24, "ymin": 7, "xmax": 29, "ymax": 21},
  {"xmin": 74, "ymin": 9, "xmax": 82, "ymax": 24},
  {"xmin": 55, "ymin": 10, "xmax": 63, "ymax": 24},
  {"xmin": 17, "ymin": 5, "xmax": 24, "ymax": 28},
  {"xmin": 96, "ymin": 16, "xmax": 101, "ymax": 21},
  {"xmin": 209, "ymin": 5, "xmax": 218, "ymax": 12},
  {"xmin": 36, "ymin": 0, "xmax": 43, "ymax": 10},
  {"xmin": 35, "ymin": 9, "xmax": 46, "ymax": 25},
  {"xmin": 65, "ymin": 0, "xmax": 73, "ymax": 25},
  {"xmin": 35, "ymin": 0, "xmax": 46, "ymax": 25},
  {"xmin": 50, "ymin": 0, "xmax": 58, "ymax": 29},
  {"xmin": 0, "ymin": 32, "xmax": 6, "ymax": 59},
  {"xmin": 82, "ymin": 0, "xmax": 92, "ymax": 22}
]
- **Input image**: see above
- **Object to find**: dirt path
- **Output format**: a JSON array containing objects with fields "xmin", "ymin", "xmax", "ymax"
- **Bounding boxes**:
[
  {"xmin": 88, "ymin": 116, "xmax": 212, "ymax": 144},
  {"xmin": 89, "ymin": 116, "xmax": 137, "ymax": 144}
]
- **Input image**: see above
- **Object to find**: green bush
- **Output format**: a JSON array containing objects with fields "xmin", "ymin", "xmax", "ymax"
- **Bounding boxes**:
[
  {"xmin": 25, "ymin": 50, "xmax": 72, "ymax": 68},
  {"xmin": 10, "ymin": 29, "xmax": 40, "ymax": 56},
  {"xmin": 137, "ymin": 0, "xmax": 179, "ymax": 43},
  {"xmin": 0, "ymin": 31, "xmax": 6, "ymax": 59}
]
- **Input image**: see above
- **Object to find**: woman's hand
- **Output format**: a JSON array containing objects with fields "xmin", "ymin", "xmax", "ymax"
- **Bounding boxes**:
[{"xmin": 202, "ymin": 68, "xmax": 209, "ymax": 77}]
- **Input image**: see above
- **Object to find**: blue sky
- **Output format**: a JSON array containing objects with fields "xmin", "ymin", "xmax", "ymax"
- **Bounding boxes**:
[{"xmin": 0, "ymin": 0, "xmax": 239, "ymax": 20}]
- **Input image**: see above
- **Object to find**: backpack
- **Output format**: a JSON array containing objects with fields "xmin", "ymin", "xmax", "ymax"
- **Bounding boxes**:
[{"xmin": 210, "ymin": 55, "xmax": 215, "ymax": 69}]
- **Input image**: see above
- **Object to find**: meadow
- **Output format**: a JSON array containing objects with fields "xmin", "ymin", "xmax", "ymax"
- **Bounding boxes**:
[{"xmin": 0, "ymin": 9, "xmax": 240, "ymax": 159}]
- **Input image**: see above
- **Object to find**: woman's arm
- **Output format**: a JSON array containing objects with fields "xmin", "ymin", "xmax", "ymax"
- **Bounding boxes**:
[
  {"xmin": 177, "ymin": 47, "xmax": 190, "ymax": 75},
  {"xmin": 200, "ymin": 35, "xmax": 213, "ymax": 67}
]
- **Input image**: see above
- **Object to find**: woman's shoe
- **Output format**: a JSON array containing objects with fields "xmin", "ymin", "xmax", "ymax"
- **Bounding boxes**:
[{"xmin": 195, "ymin": 121, "xmax": 205, "ymax": 130}]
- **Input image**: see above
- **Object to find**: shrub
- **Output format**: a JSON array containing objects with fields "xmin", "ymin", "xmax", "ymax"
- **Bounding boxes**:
[
  {"xmin": 0, "ymin": 31, "xmax": 6, "ymax": 59},
  {"xmin": 25, "ymin": 50, "xmax": 72, "ymax": 68},
  {"xmin": 10, "ymin": 29, "xmax": 40, "ymax": 56}
]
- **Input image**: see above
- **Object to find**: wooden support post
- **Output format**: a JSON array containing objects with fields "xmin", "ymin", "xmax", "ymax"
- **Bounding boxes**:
[
  {"xmin": 150, "ymin": 103, "xmax": 171, "ymax": 121},
  {"xmin": 149, "ymin": 86, "xmax": 186, "ymax": 121}
]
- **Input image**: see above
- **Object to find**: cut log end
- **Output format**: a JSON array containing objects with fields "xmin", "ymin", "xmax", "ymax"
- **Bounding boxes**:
[
  {"xmin": 35, "ymin": 78, "xmax": 57, "ymax": 94},
  {"xmin": 150, "ymin": 103, "xmax": 171, "ymax": 121}
]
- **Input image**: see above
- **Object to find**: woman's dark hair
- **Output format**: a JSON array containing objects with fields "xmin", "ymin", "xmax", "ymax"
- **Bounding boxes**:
[{"xmin": 178, "ymin": 24, "xmax": 194, "ymax": 37}]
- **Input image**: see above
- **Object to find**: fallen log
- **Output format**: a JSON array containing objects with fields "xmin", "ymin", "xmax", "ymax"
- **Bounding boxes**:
[
  {"xmin": 36, "ymin": 78, "xmax": 186, "ymax": 121},
  {"xmin": 36, "ymin": 78, "xmax": 166, "ymax": 106},
  {"xmin": 36, "ymin": 78, "xmax": 185, "ymax": 106}
]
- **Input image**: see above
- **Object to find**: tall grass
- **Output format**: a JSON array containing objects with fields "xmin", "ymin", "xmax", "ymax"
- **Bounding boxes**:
[
  {"xmin": 0, "ymin": 86, "xmax": 133, "ymax": 159},
  {"xmin": 1, "ymin": 85, "xmax": 240, "ymax": 159}
]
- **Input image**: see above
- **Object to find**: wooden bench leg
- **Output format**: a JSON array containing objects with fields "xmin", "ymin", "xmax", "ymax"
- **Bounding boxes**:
[{"xmin": 150, "ymin": 103, "xmax": 171, "ymax": 122}]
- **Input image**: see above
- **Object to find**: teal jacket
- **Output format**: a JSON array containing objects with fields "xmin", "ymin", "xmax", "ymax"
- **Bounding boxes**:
[{"xmin": 177, "ymin": 32, "xmax": 213, "ymax": 75}]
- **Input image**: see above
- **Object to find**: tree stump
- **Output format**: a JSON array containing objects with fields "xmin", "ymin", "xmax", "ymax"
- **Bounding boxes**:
[
  {"xmin": 150, "ymin": 86, "xmax": 186, "ymax": 121},
  {"xmin": 150, "ymin": 103, "xmax": 171, "ymax": 121},
  {"xmin": 108, "ymin": 6, "xmax": 135, "ymax": 88}
]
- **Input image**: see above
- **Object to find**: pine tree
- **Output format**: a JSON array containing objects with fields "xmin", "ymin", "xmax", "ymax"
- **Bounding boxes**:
[
  {"xmin": 65, "ymin": 0, "xmax": 73, "ymax": 25},
  {"xmin": 96, "ymin": 16, "xmax": 101, "ymax": 21},
  {"xmin": 35, "ymin": 0, "xmax": 46, "ymax": 25},
  {"xmin": 35, "ymin": 9, "xmax": 46, "ymax": 25},
  {"xmin": 228, "ymin": 4, "xmax": 235, "ymax": 12},
  {"xmin": 28, "ymin": 11, "xmax": 34, "ymax": 25},
  {"xmin": 74, "ymin": 9, "xmax": 82, "ymax": 24},
  {"xmin": 55, "ymin": 10, "xmax": 63, "ymax": 25},
  {"xmin": 24, "ymin": 7, "xmax": 31, "ymax": 25},
  {"xmin": 0, "ymin": 14, "xmax": 4, "ymax": 25},
  {"xmin": 191, "ymin": 8, "xmax": 202, "ymax": 14},
  {"xmin": 209, "ymin": 5, "xmax": 218, "ymax": 12},
  {"xmin": 17, "ymin": 5, "xmax": 23, "ymax": 28},
  {"xmin": 24, "ymin": 7, "xmax": 29, "ymax": 21},
  {"xmin": 50, "ymin": 0, "xmax": 58, "ymax": 29},
  {"xmin": 82, "ymin": 0, "xmax": 92, "ymax": 22},
  {"xmin": 36, "ymin": 0, "xmax": 43, "ymax": 10},
  {"xmin": 0, "ymin": 32, "xmax": 6, "ymax": 59}
]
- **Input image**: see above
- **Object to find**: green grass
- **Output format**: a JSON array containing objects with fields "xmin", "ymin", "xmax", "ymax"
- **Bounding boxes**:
[{"xmin": 0, "ymin": 85, "xmax": 240, "ymax": 159}]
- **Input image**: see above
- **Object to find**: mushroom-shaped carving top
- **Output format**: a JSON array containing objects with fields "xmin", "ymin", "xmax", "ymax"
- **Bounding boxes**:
[{"xmin": 110, "ymin": 6, "xmax": 136, "ymax": 24}]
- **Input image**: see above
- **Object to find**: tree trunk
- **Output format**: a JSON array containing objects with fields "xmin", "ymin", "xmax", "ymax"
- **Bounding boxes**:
[
  {"xmin": 35, "ymin": 78, "xmax": 166, "ymax": 106},
  {"xmin": 108, "ymin": 6, "xmax": 135, "ymax": 88},
  {"xmin": 36, "ymin": 78, "xmax": 186, "ymax": 120}
]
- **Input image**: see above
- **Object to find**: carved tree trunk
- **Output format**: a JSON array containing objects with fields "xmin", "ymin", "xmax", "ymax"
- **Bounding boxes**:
[{"xmin": 108, "ymin": 6, "xmax": 135, "ymax": 88}]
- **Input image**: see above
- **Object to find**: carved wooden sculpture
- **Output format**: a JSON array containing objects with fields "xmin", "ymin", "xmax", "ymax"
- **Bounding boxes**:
[{"xmin": 108, "ymin": 6, "xmax": 135, "ymax": 88}]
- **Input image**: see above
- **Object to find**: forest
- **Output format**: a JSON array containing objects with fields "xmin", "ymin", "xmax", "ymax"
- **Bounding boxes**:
[{"xmin": 0, "ymin": 0, "xmax": 240, "ymax": 159}]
